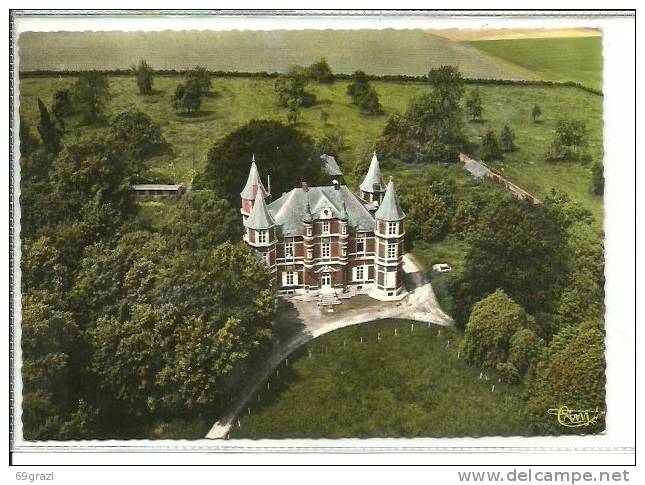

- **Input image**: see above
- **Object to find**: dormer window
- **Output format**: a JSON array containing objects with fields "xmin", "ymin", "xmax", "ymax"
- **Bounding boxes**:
[
  {"xmin": 388, "ymin": 222, "xmax": 398, "ymax": 235},
  {"xmin": 322, "ymin": 221, "xmax": 330, "ymax": 234},
  {"xmin": 257, "ymin": 230, "xmax": 268, "ymax": 244}
]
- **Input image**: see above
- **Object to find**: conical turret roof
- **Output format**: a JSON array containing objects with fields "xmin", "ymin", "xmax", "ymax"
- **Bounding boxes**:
[
  {"xmin": 374, "ymin": 177, "xmax": 406, "ymax": 221},
  {"xmin": 245, "ymin": 189, "xmax": 275, "ymax": 230},
  {"xmin": 240, "ymin": 159, "xmax": 268, "ymax": 200},
  {"xmin": 359, "ymin": 152, "xmax": 386, "ymax": 193}
]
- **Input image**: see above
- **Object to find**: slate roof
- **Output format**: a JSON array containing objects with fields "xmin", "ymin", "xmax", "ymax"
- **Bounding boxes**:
[
  {"xmin": 245, "ymin": 189, "xmax": 275, "ymax": 230},
  {"xmin": 320, "ymin": 154, "xmax": 343, "ymax": 177},
  {"xmin": 374, "ymin": 177, "xmax": 406, "ymax": 221},
  {"xmin": 240, "ymin": 160, "xmax": 269, "ymax": 200},
  {"xmin": 267, "ymin": 185, "xmax": 376, "ymax": 237},
  {"xmin": 463, "ymin": 158, "xmax": 492, "ymax": 179},
  {"xmin": 359, "ymin": 152, "xmax": 386, "ymax": 193}
]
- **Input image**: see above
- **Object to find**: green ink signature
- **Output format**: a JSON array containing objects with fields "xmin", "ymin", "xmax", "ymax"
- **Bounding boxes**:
[{"xmin": 547, "ymin": 405, "xmax": 605, "ymax": 428}]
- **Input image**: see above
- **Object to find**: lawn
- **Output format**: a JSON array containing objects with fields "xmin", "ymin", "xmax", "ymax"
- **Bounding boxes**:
[
  {"xmin": 229, "ymin": 319, "xmax": 531, "ymax": 439},
  {"xmin": 19, "ymin": 75, "xmax": 604, "ymax": 224},
  {"xmin": 467, "ymin": 36, "xmax": 603, "ymax": 91}
]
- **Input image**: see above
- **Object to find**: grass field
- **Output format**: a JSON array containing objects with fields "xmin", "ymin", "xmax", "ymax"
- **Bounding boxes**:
[
  {"xmin": 19, "ymin": 75, "xmax": 604, "ymax": 224},
  {"xmin": 19, "ymin": 29, "xmax": 541, "ymax": 80},
  {"xmin": 229, "ymin": 319, "xmax": 530, "ymax": 439},
  {"xmin": 467, "ymin": 37, "xmax": 603, "ymax": 91}
]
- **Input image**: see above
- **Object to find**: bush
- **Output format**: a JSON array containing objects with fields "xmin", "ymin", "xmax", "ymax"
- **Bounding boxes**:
[{"xmin": 461, "ymin": 289, "xmax": 529, "ymax": 369}]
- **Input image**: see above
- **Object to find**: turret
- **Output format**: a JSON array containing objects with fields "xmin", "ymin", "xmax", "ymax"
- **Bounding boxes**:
[
  {"xmin": 374, "ymin": 177, "xmax": 406, "ymax": 298},
  {"xmin": 359, "ymin": 152, "xmax": 386, "ymax": 204},
  {"xmin": 240, "ymin": 155, "xmax": 269, "ymax": 224},
  {"xmin": 244, "ymin": 189, "xmax": 276, "ymax": 271}
]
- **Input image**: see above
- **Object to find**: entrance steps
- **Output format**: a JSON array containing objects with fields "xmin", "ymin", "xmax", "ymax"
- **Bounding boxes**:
[{"xmin": 317, "ymin": 289, "xmax": 341, "ymax": 307}]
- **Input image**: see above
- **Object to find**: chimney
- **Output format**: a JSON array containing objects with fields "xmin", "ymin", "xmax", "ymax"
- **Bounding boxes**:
[
  {"xmin": 333, "ymin": 179, "xmax": 340, "ymax": 190},
  {"xmin": 301, "ymin": 181, "xmax": 308, "ymax": 192}
]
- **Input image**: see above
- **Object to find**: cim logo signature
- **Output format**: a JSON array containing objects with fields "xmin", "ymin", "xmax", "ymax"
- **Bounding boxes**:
[{"xmin": 547, "ymin": 405, "xmax": 605, "ymax": 428}]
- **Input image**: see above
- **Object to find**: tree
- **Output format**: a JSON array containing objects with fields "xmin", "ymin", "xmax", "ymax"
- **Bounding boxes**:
[
  {"xmin": 461, "ymin": 289, "xmax": 529, "ymax": 369},
  {"xmin": 72, "ymin": 72, "xmax": 110, "ymax": 124},
  {"xmin": 21, "ymin": 290, "xmax": 82, "ymax": 439},
  {"xmin": 49, "ymin": 135, "xmax": 137, "ymax": 227},
  {"xmin": 275, "ymin": 66, "xmax": 316, "ymax": 109},
  {"xmin": 554, "ymin": 222, "xmax": 605, "ymax": 329},
  {"xmin": 21, "ymin": 236, "xmax": 69, "ymax": 294},
  {"xmin": 356, "ymin": 87, "xmax": 382, "ymax": 115},
  {"xmin": 163, "ymin": 190, "xmax": 240, "ymax": 252},
  {"xmin": 51, "ymin": 89, "xmax": 74, "ymax": 125},
  {"xmin": 90, "ymin": 242, "xmax": 274, "ymax": 417},
  {"xmin": 500, "ymin": 124, "xmax": 517, "ymax": 152},
  {"xmin": 185, "ymin": 65, "xmax": 212, "ymax": 95},
  {"xmin": 171, "ymin": 78, "xmax": 202, "ymax": 113},
  {"xmin": 547, "ymin": 119, "xmax": 589, "ymax": 162},
  {"xmin": 507, "ymin": 328, "xmax": 545, "ymax": 376},
  {"xmin": 347, "ymin": 71, "xmax": 381, "ymax": 115},
  {"xmin": 19, "ymin": 117, "xmax": 39, "ymax": 157},
  {"xmin": 591, "ymin": 161, "xmax": 604, "ymax": 195},
  {"xmin": 307, "ymin": 58, "xmax": 334, "ymax": 83},
  {"xmin": 347, "ymin": 70, "xmax": 369, "ymax": 102},
  {"xmin": 316, "ymin": 130, "xmax": 345, "ymax": 158},
  {"xmin": 108, "ymin": 109, "xmax": 167, "ymax": 162},
  {"xmin": 376, "ymin": 66, "xmax": 467, "ymax": 163},
  {"xmin": 196, "ymin": 119, "xmax": 324, "ymax": 204},
  {"xmin": 526, "ymin": 320, "xmax": 605, "ymax": 434},
  {"xmin": 451, "ymin": 195, "xmax": 568, "ymax": 327},
  {"xmin": 36, "ymin": 98, "xmax": 62, "ymax": 155},
  {"xmin": 531, "ymin": 104, "xmax": 542, "ymax": 123},
  {"xmin": 132, "ymin": 59, "xmax": 154, "ymax": 95},
  {"xmin": 481, "ymin": 129, "xmax": 502, "ymax": 161},
  {"xmin": 401, "ymin": 192, "xmax": 449, "ymax": 243},
  {"xmin": 465, "ymin": 88, "xmax": 483, "ymax": 121}
]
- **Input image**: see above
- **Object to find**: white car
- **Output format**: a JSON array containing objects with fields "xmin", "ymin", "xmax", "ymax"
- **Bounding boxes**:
[{"xmin": 432, "ymin": 263, "xmax": 452, "ymax": 273}]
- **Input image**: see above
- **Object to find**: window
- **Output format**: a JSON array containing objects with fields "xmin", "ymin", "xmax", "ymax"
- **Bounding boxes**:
[
  {"xmin": 388, "ymin": 222, "xmax": 398, "ymax": 235},
  {"xmin": 262, "ymin": 252, "xmax": 270, "ymax": 265},
  {"xmin": 355, "ymin": 266, "xmax": 365, "ymax": 281},
  {"xmin": 342, "ymin": 247, "xmax": 347, "ymax": 257},
  {"xmin": 342, "ymin": 224, "xmax": 347, "ymax": 235},
  {"xmin": 387, "ymin": 243, "xmax": 397, "ymax": 259},
  {"xmin": 306, "ymin": 227, "xmax": 312, "ymax": 237},
  {"xmin": 322, "ymin": 221, "xmax": 330, "ymax": 234},
  {"xmin": 356, "ymin": 238, "xmax": 365, "ymax": 253},
  {"xmin": 282, "ymin": 271, "xmax": 298, "ymax": 287},
  {"xmin": 307, "ymin": 249, "xmax": 313, "ymax": 259},
  {"xmin": 322, "ymin": 242, "xmax": 331, "ymax": 259},
  {"xmin": 285, "ymin": 242, "xmax": 294, "ymax": 258},
  {"xmin": 286, "ymin": 272, "xmax": 295, "ymax": 285},
  {"xmin": 257, "ymin": 230, "xmax": 267, "ymax": 244}
]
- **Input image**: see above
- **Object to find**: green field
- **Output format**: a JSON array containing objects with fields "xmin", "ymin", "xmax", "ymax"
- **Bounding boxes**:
[
  {"xmin": 229, "ymin": 320, "xmax": 530, "ymax": 439},
  {"xmin": 468, "ymin": 37, "xmax": 603, "ymax": 91},
  {"xmin": 19, "ymin": 75, "xmax": 604, "ymax": 223},
  {"xmin": 19, "ymin": 30, "xmax": 540, "ymax": 80}
]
